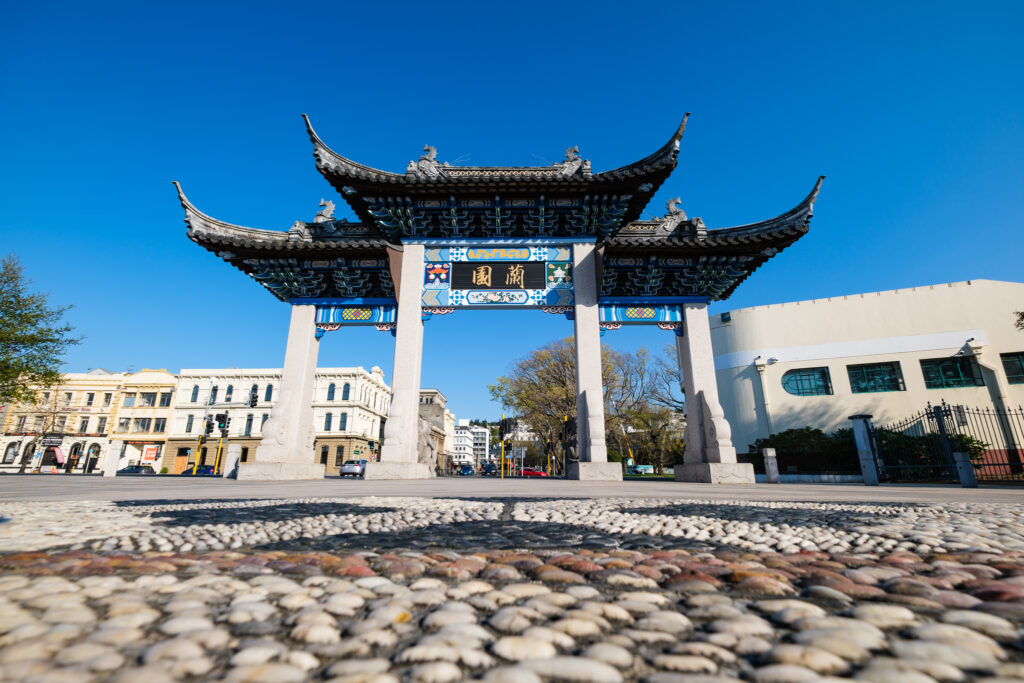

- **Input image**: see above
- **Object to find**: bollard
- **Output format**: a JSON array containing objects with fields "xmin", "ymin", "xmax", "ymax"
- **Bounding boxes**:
[
  {"xmin": 222, "ymin": 444, "xmax": 241, "ymax": 479},
  {"xmin": 763, "ymin": 447, "xmax": 779, "ymax": 483},
  {"xmin": 848, "ymin": 415, "xmax": 880, "ymax": 486},
  {"xmin": 103, "ymin": 440, "xmax": 123, "ymax": 478},
  {"xmin": 953, "ymin": 452, "xmax": 978, "ymax": 488}
]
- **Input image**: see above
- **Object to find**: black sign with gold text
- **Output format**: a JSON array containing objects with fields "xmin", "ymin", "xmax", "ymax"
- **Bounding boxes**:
[{"xmin": 450, "ymin": 262, "xmax": 546, "ymax": 290}]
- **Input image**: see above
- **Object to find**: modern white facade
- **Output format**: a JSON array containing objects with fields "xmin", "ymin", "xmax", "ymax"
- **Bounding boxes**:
[{"xmin": 712, "ymin": 279, "xmax": 1024, "ymax": 452}]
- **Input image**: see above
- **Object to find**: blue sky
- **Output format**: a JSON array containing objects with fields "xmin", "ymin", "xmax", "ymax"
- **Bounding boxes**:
[{"xmin": 2, "ymin": 1, "xmax": 1021, "ymax": 420}]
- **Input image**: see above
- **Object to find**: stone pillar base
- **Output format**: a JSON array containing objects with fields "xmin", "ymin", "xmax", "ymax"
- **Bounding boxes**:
[
  {"xmin": 675, "ymin": 462, "xmax": 755, "ymax": 484},
  {"xmin": 363, "ymin": 462, "xmax": 434, "ymax": 480},
  {"xmin": 237, "ymin": 463, "xmax": 326, "ymax": 481},
  {"xmin": 566, "ymin": 461, "xmax": 623, "ymax": 481}
]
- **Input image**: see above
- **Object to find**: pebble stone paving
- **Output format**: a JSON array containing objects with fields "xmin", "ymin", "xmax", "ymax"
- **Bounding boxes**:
[{"xmin": 0, "ymin": 495, "xmax": 1023, "ymax": 682}]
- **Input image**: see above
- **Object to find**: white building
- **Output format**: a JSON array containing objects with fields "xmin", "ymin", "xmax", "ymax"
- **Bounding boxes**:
[
  {"xmin": 712, "ymin": 279, "xmax": 1024, "ymax": 452},
  {"xmin": 165, "ymin": 366, "xmax": 390, "ymax": 474},
  {"xmin": 454, "ymin": 420, "xmax": 491, "ymax": 466},
  {"xmin": 453, "ymin": 420, "xmax": 474, "ymax": 466}
]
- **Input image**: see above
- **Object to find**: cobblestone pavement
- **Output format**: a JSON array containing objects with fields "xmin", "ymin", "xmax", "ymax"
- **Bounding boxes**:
[{"xmin": 1, "ymin": 496, "xmax": 1023, "ymax": 682}]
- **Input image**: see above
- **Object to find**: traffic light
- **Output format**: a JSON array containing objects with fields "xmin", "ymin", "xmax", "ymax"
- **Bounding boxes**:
[
  {"xmin": 204, "ymin": 416, "xmax": 214, "ymax": 435},
  {"xmin": 248, "ymin": 386, "xmax": 259, "ymax": 408},
  {"xmin": 368, "ymin": 441, "xmax": 375, "ymax": 451},
  {"xmin": 215, "ymin": 413, "xmax": 228, "ymax": 429}
]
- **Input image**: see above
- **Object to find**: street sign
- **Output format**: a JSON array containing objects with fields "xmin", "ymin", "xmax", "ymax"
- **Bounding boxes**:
[
  {"xmin": 41, "ymin": 436, "xmax": 63, "ymax": 447},
  {"xmin": 354, "ymin": 450, "xmax": 361, "ymax": 455}
]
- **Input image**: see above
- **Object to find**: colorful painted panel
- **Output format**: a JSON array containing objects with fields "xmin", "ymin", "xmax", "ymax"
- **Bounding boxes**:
[
  {"xmin": 315, "ymin": 305, "xmax": 397, "ymax": 326},
  {"xmin": 599, "ymin": 304, "xmax": 682, "ymax": 324},
  {"xmin": 421, "ymin": 243, "xmax": 575, "ymax": 308}
]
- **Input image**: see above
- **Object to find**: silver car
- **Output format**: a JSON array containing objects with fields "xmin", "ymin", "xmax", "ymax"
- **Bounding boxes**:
[{"xmin": 339, "ymin": 459, "xmax": 368, "ymax": 477}]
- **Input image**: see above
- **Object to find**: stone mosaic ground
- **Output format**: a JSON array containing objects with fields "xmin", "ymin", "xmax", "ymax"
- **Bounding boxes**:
[{"xmin": 1, "ymin": 496, "xmax": 1023, "ymax": 682}]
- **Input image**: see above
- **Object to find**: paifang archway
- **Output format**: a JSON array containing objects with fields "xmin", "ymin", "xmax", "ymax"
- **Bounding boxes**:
[{"xmin": 175, "ymin": 114, "xmax": 822, "ymax": 483}]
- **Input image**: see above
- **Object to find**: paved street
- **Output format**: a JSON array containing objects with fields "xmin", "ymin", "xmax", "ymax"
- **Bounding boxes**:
[{"xmin": 0, "ymin": 480, "xmax": 1022, "ymax": 681}]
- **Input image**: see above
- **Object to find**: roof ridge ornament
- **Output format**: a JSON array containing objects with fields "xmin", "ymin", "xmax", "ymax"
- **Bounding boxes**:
[
  {"xmin": 314, "ymin": 198, "xmax": 335, "ymax": 223},
  {"xmin": 407, "ymin": 145, "xmax": 449, "ymax": 180},
  {"xmin": 556, "ymin": 146, "xmax": 591, "ymax": 177}
]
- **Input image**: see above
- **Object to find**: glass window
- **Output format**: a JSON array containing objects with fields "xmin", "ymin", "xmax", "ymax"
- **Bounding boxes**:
[
  {"xmin": 79, "ymin": 418, "xmax": 89, "ymax": 433},
  {"xmin": 210, "ymin": 386, "xmax": 218, "ymax": 405},
  {"xmin": 85, "ymin": 393, "xmax": 95, "ymax": 406},
  {"xmin": 241, "ymin": 447, "xmax": 249, "ymax": 463},
  {"xmin": 153, "ymin": 418, "xmax": 166, "ymax": 433},
  {"xmin": 190, "ymin": 385, "xmax": 199, "ymax": 402},
  {"xmin": 327, "ymin": 383, "xmax": 336, "ymax": 401},
  {"xmin": 103, "ymin": 393, "xmax": 112, "ymax": 407},
  {"xmin": 342, "ymin": 383, "xmax": 350, "ymax": 400},
  {"xmin": 324, "ymin": 413, "xmax": 333, "ymax": 431},
  {"xmin": 62, "ymin": 392, "xmax": 72, "ymax": 404},
  {"xmin": 320, "ymin": 445, "xmax": 329, "ymax": 464},
  {"xmin": 340, "ymin": 413, "xmax": 348, "ymax": 431},
  {"xmin": 17, "ymin": 416, "xmax": 26, "ymax": 431},
  {"xmin": 41, "ymin": 392, "xmax": 50, "ymax": 402},
  {"xmin": 118, "ymin": 418, "xmax": 131, "ymax": 432},
  {"xmin": 3, "ymin": 443, "xmax": 18, "ymax": 464},
  {"xmin": 847, "ymin": 362, "xmax": 905, "ymax": 393},
  {"xmin": 56, "ymin": 416, "xmax": 67, "ymax": 430},
  {"xmin": 244, "ymin": 414, "xmax": 253, "ymax": 437},
  {"xmin": 335, "ymin": 446, "xmax": 345, "ymax": 467},
  {"xmin": 132, "ymin": 418, "xmax": 151, "ymax": 433},
  {"xmin": 225, "ymin": 385, "xmax": 234, "ymax": 402},
  {"xmin": 159, "ymin": 392, "xmax": 172, "ymax": 407},
  {"xmin": 185, "ymin": 415, "xmax": 194, "ymax": 433},
  {"xmin": 264, "ymin": 384, "xmax": 273, "ymax": 402},
  {"xmin": 140, "ymin": 392, "xmax": 157, "ymax": 407},
  {"xmin": 261, "ymin": 413, "xmax": 269, "ymax": 428},
  {"xmin": 920, "ymin": 357, "xmax": 985, "ymax": 389},
  {"xmin": 781, "ymin": 368, "xmax": 833, "ymax": 396},
  {"xmin": 96, "ymin": 417, "xmax": 107, "ymax": 433},
  {"xmin": 1001, "ymin": 352, "xmax": 1024, "ymax": 385},
  {"xmin": 122, "ymin": 393, "xmax": 136, "ymax": 407}
]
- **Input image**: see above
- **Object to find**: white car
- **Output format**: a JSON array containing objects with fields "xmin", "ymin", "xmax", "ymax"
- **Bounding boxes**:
[{"xmin": 339, "ymin": 459, "xmax": 368, "ymax": 477}]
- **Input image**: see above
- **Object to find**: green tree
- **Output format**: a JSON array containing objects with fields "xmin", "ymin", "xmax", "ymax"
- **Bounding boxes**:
[
  {"xmin": 1016, "ymin": 311, "xmax": 1024, "ymax": 332},
  {"xmin": 0, "ymin": 255, "xmax": 81, "ymax": 404}
]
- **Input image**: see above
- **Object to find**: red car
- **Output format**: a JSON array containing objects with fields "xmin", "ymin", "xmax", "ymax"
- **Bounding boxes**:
[{"xmin": 521, "ymin": 467, "xmax": 548, "ymax": 477}]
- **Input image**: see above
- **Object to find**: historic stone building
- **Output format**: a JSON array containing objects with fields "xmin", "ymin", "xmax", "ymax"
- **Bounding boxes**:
[
  {"xmin": 712, "ymin": 279, "xmax": 1024, "ymax": 452},
  {"xmin": 176, "ymin": 114, "xmax": 822, "ymax": 482},
  {"xmin": 105, "ymin": 370, "xmax": 177, "ymax": 472},
  {"xmin": 164, "ymin": 367, "xmax": 390, "ymax": 475}
]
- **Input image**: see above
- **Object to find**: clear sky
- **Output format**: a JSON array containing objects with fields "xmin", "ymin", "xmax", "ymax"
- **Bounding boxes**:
[{"xmin": 2, "ymin": 1, "xmax": 1021, "ymax": 420}]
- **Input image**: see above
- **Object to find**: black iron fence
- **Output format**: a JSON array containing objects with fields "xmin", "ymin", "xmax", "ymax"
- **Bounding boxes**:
[
  {"xmin": 874, "ymin": 402, "xmax": 1024, "ymax": 483},
  {"xmin": 739, "ymin": 447, "xmax": 861, "ymax": 476}
]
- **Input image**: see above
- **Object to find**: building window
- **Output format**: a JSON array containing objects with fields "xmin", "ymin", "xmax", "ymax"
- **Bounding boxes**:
[
  {"xmin": 17, "ymin": 416, "xmax": 26, "ymax": 431},
  {"xmin": 62, "ymin": 392, "xmax": 72, "ymax": 405},
  {"xmin": 190, "ymin": 385, "xmax": 199, "ymax": 402},
  {"xmin": 781, "ymin": 368, "xmax": 833, "ymax": 396},
  {"xmin": 122, "ymin": 393, "xmax": 136, "ymax": 407},
  {"xmin": 79, "ymin": 418, "xmax": 89, "ymax": 433},
  {"xmin": 847, "ymin": 362, "xmax": 905, "ymax": 393},
  {"xmin": 324, "ymin": 413, "xmax": 333, "ymax": 431},
  {"xmin": 3, "ymin": 443, "xmax": 18, "ymax": 464},
  {"xmin": 118, "ymin": 417, "xmax": 131, "ymax": 432},
  {"xmin": 241, "ymin": 447, "xmax": 249, "ymax": 463},
  {"xmin": 140, "ymin": 392, "xmax": 157, "ymax": 407},
  {"xmin": 132, "ymin": 418, "xmax": 152, "ymax": 433},
  {"xmin": 335, "ymin": 446, "xmax": 345, "ymax": 467},
  {"xmin": 327, "ymin": 383, "xmax": 336, "ymax": 401},
  {"xmin": 34, "ymin": 416, "xmax": 44, "ymax": 430},
  {"xmin": 342, "ymin": 383, "xmax": 350, "ymax": 400},
  {"xmin": 261, "ymin": 413, "xmax": 269, "ymax": 428},
  {"xmin": 320, "ymin": 445, "xmax": 329, "ymax": 464},
  {"xmin": 920, "ymin": 357, "xmax": 985, "ymax": 389},
  {"xmin": 103, "ymin": 393, "xmax": 112, "ymax": 407},
  {"xmin": 153, "ymin": 418, "xmax": 166, "ymax": 433},
  {"xmin": 264, "ymin": 384, "xmax": 273, "ymax": 402},
  {"xmin": 159, "ymin": 392, "xmax": 172, "ymax": 407},
  {"xmin": 85, "ymin": 393, "xmax": 95, "ymax": 406},
  {"xmin": 244, "ymin": 414, "xmax": 253, "ymax": 437},
  {"xmin": 186, "ymin": 415, "xmax": 194, "ymax": 433},
  {"xmin": 1001, "ymin": 352, "xmax": 1024, "ymax": 385},
  {"xmin": 96, "ymin": 417, "xmax": 107, "ymax": 433},
  {"xmin": 210, "ymin": 386, "xmax": 219, "ymax": 405},
  {"xmin": 56, "ymin": 416, "xmax": 67, "ymax": 431},
  {"xmin": 225, "ymin": 385, "xmax": 234, "ymax": 402},
  {"xmin": 340, "ymin": 413, "xmax": 348, "ymax": 431}
]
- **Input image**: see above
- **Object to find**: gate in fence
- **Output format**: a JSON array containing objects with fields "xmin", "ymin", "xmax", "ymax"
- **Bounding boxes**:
[{"xmin": 872, "ymin": 402, "xmax": 1024, "ymax": 483}]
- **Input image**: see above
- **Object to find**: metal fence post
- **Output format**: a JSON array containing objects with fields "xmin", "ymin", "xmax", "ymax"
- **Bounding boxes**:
[
  {"xmin": 848, "ymin": 415, "xmax": 880, "ymax": 486},
  {"xmin": 931, "ymin": 404, "xmax": 959, "ymax": 475},
  {"xmin": 952, "ymin": 452, "xmax": 978, "ymax": 488},
  {"xmin": 762, "ymin": 448, "xmax": 779, "ymax": 483}
]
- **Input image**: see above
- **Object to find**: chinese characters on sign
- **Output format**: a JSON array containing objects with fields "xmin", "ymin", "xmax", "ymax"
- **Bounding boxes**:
[{"xmin": 451, "ymin": 262, "xmax": 546, "ymax": 290}]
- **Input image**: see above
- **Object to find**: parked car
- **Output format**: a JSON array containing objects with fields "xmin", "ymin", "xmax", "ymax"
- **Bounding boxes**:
[
  {"xmin": 179, "ymin": 465, "xmax": 216, "ymax": 476},
  {"xmin": 117, "ymin": 465, "xmax": 155, "ymax": 475},
  {"xmin": 521, "ymin": 467, "xmax": 548, "ymax": 478},
  {"xmin": 459, "ymin": 464, "xmax": 474, "ymax": 476},
  {"xmin": 339, "ymin": 459, "xmax": 367, "ymax": 477},
  {"xmin": 480, "ymin": 462, "xmax": 498, "ymax": 476}
]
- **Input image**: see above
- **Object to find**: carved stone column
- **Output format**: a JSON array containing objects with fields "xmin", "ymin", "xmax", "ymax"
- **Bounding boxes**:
[
  {"xmin": 675, "ymin": 303, "xmax": 754, "ymax": 483},
  {"xmin": 241, "ymin": 304, "xmax": 325, "ymax": 480},
  {"xmin": 567, "ymin": 242, "xmax": 620, "ymax": 481},
  {"xmin": 366, "ymin": 244, "xmax": 433, "ymax": 479}
]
